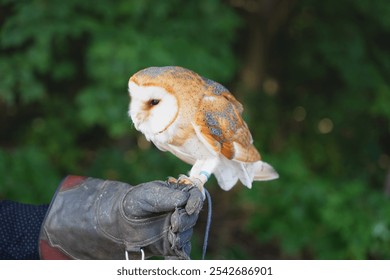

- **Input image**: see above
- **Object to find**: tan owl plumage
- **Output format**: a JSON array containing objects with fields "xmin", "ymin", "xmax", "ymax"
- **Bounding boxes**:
[{"xmin": 128, "ymin": 66, "xmax": 278, "ymax": 196}]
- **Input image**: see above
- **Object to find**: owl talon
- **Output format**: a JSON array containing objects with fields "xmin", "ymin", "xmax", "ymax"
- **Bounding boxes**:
[
  {"xmin": 167, "ymin": 176, "xmax": 178, "ymax": 184},
  {"xmin": 177, "ymin": 174, "xmax": 194, "ymax": 186},
  {"xmin": 177, "ymin": 175, "xmax": 205, "ymax": 200}
]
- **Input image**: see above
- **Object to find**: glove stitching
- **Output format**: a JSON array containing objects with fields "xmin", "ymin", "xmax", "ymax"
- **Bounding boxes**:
[
  {"xmin": 94, "ymin": 184, "xmax": 172, "ymax": 247},
  {"xmin": 42, "ymin": 227, "xmax": 80, "ymax": 259},
  {"xmin": 120, "ymin": 188, "xmax": 171, "ymax": 224}
]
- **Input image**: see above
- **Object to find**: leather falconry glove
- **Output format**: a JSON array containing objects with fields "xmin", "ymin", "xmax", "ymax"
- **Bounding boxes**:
[{"xmin": 39, "ymin": 176, "xmax": 203, "ymax": 260}]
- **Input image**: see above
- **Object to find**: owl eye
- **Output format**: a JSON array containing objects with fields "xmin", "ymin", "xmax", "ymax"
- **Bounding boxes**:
[{"xmin": 149, "ymin": 99, "xmax": 160, "ymax": 106}]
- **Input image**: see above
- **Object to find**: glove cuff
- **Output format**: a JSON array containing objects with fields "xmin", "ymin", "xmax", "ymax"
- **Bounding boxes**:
[
  {"xmin": 39, "ymin": 175, "xmax": 87, "ymax": 259},
  {"xmin": 39, "ymin": 175, "xmax": 136, "ymax": 259}
]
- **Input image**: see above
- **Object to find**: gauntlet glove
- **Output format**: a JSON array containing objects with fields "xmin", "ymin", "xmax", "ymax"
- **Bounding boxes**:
[{"xmin": 39, "ymin": 176, "xmax": 203, "ymax": 260}]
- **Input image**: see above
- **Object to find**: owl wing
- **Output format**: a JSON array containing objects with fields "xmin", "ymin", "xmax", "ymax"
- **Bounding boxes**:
[{"xmin": 193, "ymin": 91, "xmax": 261, "ymax": 163}]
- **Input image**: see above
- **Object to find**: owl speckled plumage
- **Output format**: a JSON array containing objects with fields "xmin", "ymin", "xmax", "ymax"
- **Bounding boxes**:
[{"xmin": 128, "ymin": 66, "xmax": 278, "ymax": 196}]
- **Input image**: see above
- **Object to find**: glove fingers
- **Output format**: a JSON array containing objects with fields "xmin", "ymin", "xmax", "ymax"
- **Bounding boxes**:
[
  {"xmin": 171, "ymin": 208, "xmax": 200, "ymax": 233},
  {"xmin": 182, "ymin": 242, "xmax": 191, "ymax": 257},
  {"xmin": 176, "ymin": 228, "xmax": 193, "ymax": 249},
  {"xmin": 185, "ymin": 189, "xmax": 203, "ymax": 215},
  {"xmin": 166, "ymin": 181, "xmax": 204, "ymax": 215},
  {"xmin": 167, "ymin": 224, "xmax": 192, "ymax": 260},
  {"xmin": 169, "ymin": 227, "xmax": 193, "ymax": 258},
  {"xmin": 126, "ymin": 182, "xmax": 190, "ymax": 216}
]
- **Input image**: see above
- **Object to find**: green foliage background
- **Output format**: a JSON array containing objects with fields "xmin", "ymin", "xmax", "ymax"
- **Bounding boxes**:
[{"xmin": 1, "ymin": 0, "xmax": 389, "ymax": 259}]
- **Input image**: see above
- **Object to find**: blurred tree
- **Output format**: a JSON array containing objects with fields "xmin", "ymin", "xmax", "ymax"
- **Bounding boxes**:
[
  {"xmin": 1, "ymin": 0, "xmax": 390, "ymax": 260},
  {"xmin": 0, "ymin": 0, "xmax": 240, "ymax": 201},
  {"xmin": 229, "ymin": 0, "xmax": 390, "ymax": 259}
]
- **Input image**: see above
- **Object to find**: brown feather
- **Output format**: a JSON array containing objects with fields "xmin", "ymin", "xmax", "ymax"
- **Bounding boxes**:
[{"xmin": 195, "ymin": 86, "xmax": 261, "ymax": 163}]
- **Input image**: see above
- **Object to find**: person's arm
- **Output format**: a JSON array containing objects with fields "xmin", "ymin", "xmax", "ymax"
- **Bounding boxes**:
[{"xmin": 0, "ymin": 201, "xmax": 48, "ymax": 259}]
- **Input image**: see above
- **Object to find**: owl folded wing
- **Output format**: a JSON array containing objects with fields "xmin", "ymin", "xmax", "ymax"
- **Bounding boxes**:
[{"xmin": 193, "ymin": 92, "xmax": 261, "ymax": 163}]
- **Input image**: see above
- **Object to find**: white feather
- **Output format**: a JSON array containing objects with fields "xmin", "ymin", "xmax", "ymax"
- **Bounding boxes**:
[
  {"xmin": 128, "ymin": 82, "xmax": 178, "ymax": 137},
  {"xmin": 213, "ymin": 158, "xmax": 239, "ymax": 191}
]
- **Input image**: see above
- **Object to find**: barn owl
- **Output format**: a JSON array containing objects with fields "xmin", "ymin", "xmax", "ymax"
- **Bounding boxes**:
[{"xmin": 128, "ymin": 66, "xmax": 278, "ymax": 197}]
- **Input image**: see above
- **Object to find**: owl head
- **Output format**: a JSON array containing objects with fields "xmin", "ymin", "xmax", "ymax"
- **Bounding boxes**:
[{"xmin": 128, "ymin": 66, "xmax": 204, "ymax": 138}]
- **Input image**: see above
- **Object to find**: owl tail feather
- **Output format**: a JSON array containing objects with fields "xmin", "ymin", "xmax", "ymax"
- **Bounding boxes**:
[
  {"xmin": 253, "ymin": 161, "xmax": 279, "ymax": 182},
  {"xmin": 215, "ymin": 159, "xmax": 279, "ymax": 191},
  {"xmin": 214, "ymin": 158, "xmax": 240, "ymax": 191},
  {"xmin": 237, "ymin": 161, "xmax": 279, "ymax": 189}
]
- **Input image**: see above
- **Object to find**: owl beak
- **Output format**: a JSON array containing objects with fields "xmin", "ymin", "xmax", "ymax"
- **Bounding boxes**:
[
  {"xmin": 129, "ymin": 110, "xmax": 140, "ymax": 129},
  {"xmin": 132, "ymin": 118, "xmax": 142, "ymax": 131}
]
